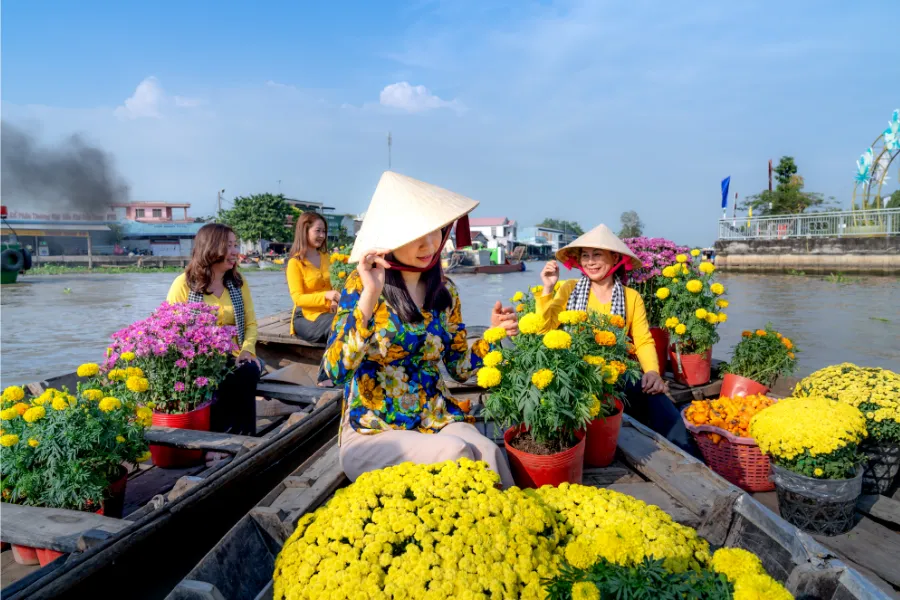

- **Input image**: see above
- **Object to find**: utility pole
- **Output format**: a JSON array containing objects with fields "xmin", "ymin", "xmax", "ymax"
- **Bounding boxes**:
[
  {"xmin": 387, "ymin": 132, "xmax": 392, "ymax": 170},
  {"xmin": 768, "ymin": 159, "xmax": 773, "ymax": 192},
  {"xmin": 217, "ymin": 189, "xmax": 225, "ymax": 222}
]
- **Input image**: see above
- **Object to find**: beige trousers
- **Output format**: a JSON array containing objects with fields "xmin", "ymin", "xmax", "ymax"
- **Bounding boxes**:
[{"xmin": 339, "ymin": 413, "xmax": 515, "ymax": 489}]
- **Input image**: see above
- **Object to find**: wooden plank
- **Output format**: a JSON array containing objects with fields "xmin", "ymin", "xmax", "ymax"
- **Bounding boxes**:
[
  {"xmin": 606, "ymin": 482, "xmax": 701, "ymax": 528},
  {"xmin": 0, "ymin": 504, "xmax": 130, "ymax": 553},
  {"xmin": 582, "ymin": 462, "xmax": 644, "ymax": 486},
  {"xmin": 1, "ymin": 550, "xmax": 41, "ymax": 590},
  {"xmin": 255, "ymin": 382, "xmax": 319, "ymax": 405},
  {"xmin": 856, "ymin": 494, "xmax": 900, "ymax": 526},
  {"xmin": 145, "ymin": 427, "xmax": 261, "ymax": 454}
]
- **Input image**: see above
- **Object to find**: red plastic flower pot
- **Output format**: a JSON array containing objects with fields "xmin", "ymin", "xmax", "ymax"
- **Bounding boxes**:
[
  {"xmin": 719, "ymin": 373, "xmax": 769, "ymax": 398},
  {"xmin": 11, "ymin": 544, "xmax": 40, "ymax": 565},
  {"xmin": 649, "ymin": 327, "xmax": 669, "ymax": 375},
  {"xmin": 503, "ymin": 426, "xmax": 585, "ymax": 488},
  {"xmin": 36, "ymin": 547, "xmax": 66, "ymax": 567},
  {"xmin": 101, "ymin": 466, "xmax": 129, "ymax": 519},
  {"xmin": 584, "ymin": 399, "xmax": 624, "ymax": 468},
  {"xmin": 669, "ymin": 347, "xmax": 712, "ymax": 387},
  {"xmin": 150, "ymin": 402, "xmax": 212, "ymax": 468}
]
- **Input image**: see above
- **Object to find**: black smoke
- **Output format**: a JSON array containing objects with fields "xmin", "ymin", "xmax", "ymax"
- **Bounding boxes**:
[{"xmin": 1, "ymin": 122, "xmax": 130, "ymax": 213}]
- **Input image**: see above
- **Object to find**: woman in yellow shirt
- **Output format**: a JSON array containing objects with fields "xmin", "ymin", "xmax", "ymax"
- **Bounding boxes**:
[
  {"xmin": 536, "ymin": 224, "xmax": 698, "ymax": 457},
  {"xmin": 286, "ymin": 212, "xmax": 340, "ymax": 344},
  {"xmin": 167, "ymin": 223, "xmax": 260, "ymax": 436}
]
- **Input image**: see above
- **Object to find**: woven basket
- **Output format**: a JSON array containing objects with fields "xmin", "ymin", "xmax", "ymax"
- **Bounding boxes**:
[{"xmin": 681, "ymin": 406, "xmax": 774, "ymax": 492}]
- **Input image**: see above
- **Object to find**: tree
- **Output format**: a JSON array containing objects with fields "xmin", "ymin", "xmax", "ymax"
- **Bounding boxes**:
[
  {"xmin": 740, "ymin": 156, "xmax": 834, "ymax": 216},
  {"xmin": 618, "ymin": 210, "xmax": 644, "ymax": 238},
  {"xmin": 886, "ymin": 190, "xmax": 900, "ymax": 209},
  {"xmin": 537, "ymin": 219, "xmax": 584, "ymax": 236},
  {"xmin": 218, "ymin": 193, "xmax": 292, "ymax": 246}
]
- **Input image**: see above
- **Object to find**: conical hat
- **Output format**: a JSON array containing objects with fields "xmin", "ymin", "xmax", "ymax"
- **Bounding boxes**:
[
  {"xmin": 555, "ymin": 224, "xmax": 641, "ymax": 269},
  {"xmin": 349, "ymin": 171, "xmax": 479, "ymax": 263}
]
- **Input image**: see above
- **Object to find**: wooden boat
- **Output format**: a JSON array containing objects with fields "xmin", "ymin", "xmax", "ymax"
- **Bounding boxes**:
[{"xmin": 166, "ymin": 408, "xmax": 896, "ymax": 600}]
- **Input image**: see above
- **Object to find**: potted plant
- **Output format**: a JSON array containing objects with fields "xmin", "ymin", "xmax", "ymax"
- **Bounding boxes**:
[
  {"xmin": 622, "ymin": 236, "xmax": 691, "ymax": 374},
  {"xmin": 105, "ymin": 302, "xmax": 238, "ymax": 468},
  {"xmin": 749, "ymin": 396, "xmax": 867, "ymax": 536},
  {"xmin": 328, "ymin": 248, "xmax": 355, "ymax": 291},
  {"xmin": 656, "ymin": 251, "xmax": 727, "ymax": 386},
  {"xmin": 794, "ymin": 364, "xmax": 900, "ymax": 495},
  {"xmin": 719, "ymin": 324, "xmax": 799, "ymax": 397},
  {"xmin": 0, "ymin": 381, "xmax": 151, "ymax": 565}
]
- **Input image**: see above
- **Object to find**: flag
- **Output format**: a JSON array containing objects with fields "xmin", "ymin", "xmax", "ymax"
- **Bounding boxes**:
[
  {"xmin": 747, "ymin": 205, "xmax": 752, "ymax": 228},
  {"xmin": 721, "ymin": 176, "xmax": 730, "ymax": 209}
]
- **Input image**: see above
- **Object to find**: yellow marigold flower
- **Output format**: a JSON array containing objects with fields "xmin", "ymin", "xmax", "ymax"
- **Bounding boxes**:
[
  {"xmin": 136, "ymin": 406, "xmax": 154, "ymax": 427},
  {"xmin": 755, "ymin": 329, "xmax": 767, "ymax": 336},
  {"xmin": 0, "ymin": 434, "xmax": 19, "ymax": 447},
  {"xmin": 814, "ymin": 468, "xmax": 824, "ymax": 477},
  {"xmin": 0, "ymin": 407, "xmax": 18, "ymax": 421},
  {"xmin": 608, "ymin": 315, "xmax": 625, "ymax": 329},
  {"xmin": 665, "ymin": 317, "xmax": 680, "ymax": 329},
  {"xmin": 655, "ymin": 287, "xmax": 670, "ymax": 300},
  {"xmin": 108, "ymin": 369, "xmax": 127, "ymax": 381},
  {"xmin": 99, "ymin": 397, "xmax": 123, "ymax": 413},
  {"xmin": 126, "ymin": 376, "xmax": 150, "ymax": 393},
  {"xmin": 531, "ymin": 285, "xmax": 543, "ymax": 294},
  {"xmin": 77, "ymin": 363, "xmax": 100, "ymax": 378},
  {"xmin": 699, "ymin": 261, "xmax": 715, "ymax": 274},
  {"xmin": 675, "ymin": 254, "xmax": 687, "ymax": 263},
  {"xmin": 690, "ymin": 249, "xmax": 701, "ymax": 257},
  {"xmin": 583, "ymin": 355, "xmax": 606, "ymax": 366},
  {"xmin": 136, "ymin": 450, "xmax": 152, "ymax": 463},
  {"xmin": 518, "ymin": 313, "xmax": 541, "ymax": 335},
  {"xmin": 675, "ymin": 324, "xmax": 687, "ymax": 335},
  {"xmin": 593, "ymin": 330, "xmax": 616, "ymax": 346},
  {"xmin": 544, "ymin": 330, "xmax": 572, "ymax": 350},
  {"xmin": 661, "ymin": 266, "xmax": 677, "ymax": 278},
  {"xmin": 121, "ymin": 351, "xmax": 136, "ymax": 362},
  {"xmin": 588, "ymin": 395, "xmax": 602, "ymax": 418},
  {"xmin": 2, "ymin": 386, "xmax": 25, "ymax": 403},
  {"xmin": 682, "ymin": 264, "xmax": 690, "ymax": 275},
  {"xmin": 733, "ymin": 573, "xmax": 793, "ymax": 600},
  {"xmin": 125, "ymin": 366, "xmax": 144, "ymax": 378},
  {"xmin": 13, "ymin": 403, "xmax": 29, "ymax": 416},
  {"xmin": 483, "ymin": 327, "xmax": 507, "ymax": 344},
  {"xmin": 116, "ymin": 435, "xmax": 126, "ymax": 443},
  {"xmin": 531, "ymin": 369, "xmax": 554, "ymax": 390},
  {"xmin": 82, "ymin": 389, "xmax": 103, "ymax": 402},
  {"xmin": 610, "ymin": 361, "xmax": 627, "ymax": 375},
  {"xmin": 716, "ymin": 299, "xmax": 729, "ymax": 308},
  {"xmin": 28, "ymin": 438, "xmax": 39, "ymax": 448},
  {"xmin": 559, "ymin": 310, "xmax": 588, "ymax": 325},
  {"xmin": 717, "ymin": 313, "xmax": 728, "ymax": 323},
  {"xmin": 51, "ymin": 397, "xmax": 69, "ymax": 411},
  {"xmin": 516, "ymin": 304, "xmax": 525, "ymax": 312},
  {"xmin": 511, "ymin": 291, "xmax": 524, "ymax": 303},
  {"xmin": 23, "ymin": 406, "xmax": 46, "ymax": 423},
  {"xmin": 482, "ymin": 350, "xmax": 503, "ymax": 368},
  {"xmin": 338, "ymin": 271, "xmax": 346, "ymax": 279},
  {"xmin": 571, "ymin": 582, "xmax": 600, "ymax": 600},
  {"xmin": 710, "ymin": 283, "xmax": 725, "ymax": 295},
  {"xmin": 476, "ymin": 367, "xmax": 502, "ymax": 388},
  {"xmin": 602, "ymin": 366, "xmax": 619, "ymax": 385},
  {"xmin": 711, "ymin": 548, "xmax": 765, "ymax": 582},
  {"xmin": 671, "ymin": 277, "xmax": 680, "ymax": 283},
  {"xmin": 685, "ymin": 279, "xmax": 703, "ymax": 293},
  {"xmin": 695, "ymin": 308, "xmax": 708, "ymax": 319}
]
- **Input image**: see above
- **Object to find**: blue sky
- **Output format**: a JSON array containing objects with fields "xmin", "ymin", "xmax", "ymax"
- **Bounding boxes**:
[{"xmin": 3, "ymin": 0, "xmax": 898, "ymax": 246}]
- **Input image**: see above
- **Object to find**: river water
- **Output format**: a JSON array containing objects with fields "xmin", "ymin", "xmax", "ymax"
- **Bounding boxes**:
[{"xmin": 1, "ymin": 269, "xmax": 898, "ymax": 385}]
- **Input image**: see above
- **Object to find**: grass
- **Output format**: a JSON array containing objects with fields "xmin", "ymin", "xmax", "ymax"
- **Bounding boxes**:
[
  {"xmin": 785, "ymin": 269, "xmax": 807, "ymax": 276},
  {"xmin": 824, "ymin": 272, "xmax": 852, "ymax": 284},
  {"xmin": 869, "ymin": 317, "xmax": 891, "ymax": 323},
  {"xmin": 27, "ymin": 264, "xmax": 185, "ymax": 276}
]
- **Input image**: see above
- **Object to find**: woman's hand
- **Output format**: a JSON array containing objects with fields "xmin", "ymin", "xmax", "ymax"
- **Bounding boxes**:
[
  {"xmin": 490, "ymin": 301, "xmax": 519, "ymax": 337},
  {"xmin": 357, "ymin": 249, "xmax": 391, "ymax": 297},
  {"xmin": 325, "ymin": 290, "xmax": 341, "ymax": 303},
  {"xmin": 236, "ymin": 351, "xmax": 261, "ymax": 370},
  {"xmin": 541, "ymin": 261, "xmax": 559, "ymax": 295},
  {"xmin": 642, "ymin": 371, "xmax": 669, "ymax": 396}
]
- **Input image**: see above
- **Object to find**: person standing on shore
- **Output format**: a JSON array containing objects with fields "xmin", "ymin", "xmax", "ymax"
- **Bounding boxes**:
[
  {"xmin": 286, "ymin": 212, "xmax": 341, "ymax": 344},
  {"xmin": 535, "ymin": 224, "xmax": 699, "ymax": 457},
  {"xmin": 166, "ymin": 223, "xmax": 261, "ymax": 437}
]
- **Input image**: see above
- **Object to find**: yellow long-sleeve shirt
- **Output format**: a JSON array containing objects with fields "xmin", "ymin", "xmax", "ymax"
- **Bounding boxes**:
[
  {"xmin": 286, "ymin": 254, "xmax": 333, "ymax": 335},
  {"xmin": 166, "ymin": 273, "xmax": 258, "ymax": 357},
  {"xmin": 535, "ymin": 279, "xmax": 660, "ymax": 374}
]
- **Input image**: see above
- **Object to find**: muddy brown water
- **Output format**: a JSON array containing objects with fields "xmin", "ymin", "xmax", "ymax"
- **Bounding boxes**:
[{"xmin": 1, "ymin": 269, "xmax": 898, "ymax": 385}]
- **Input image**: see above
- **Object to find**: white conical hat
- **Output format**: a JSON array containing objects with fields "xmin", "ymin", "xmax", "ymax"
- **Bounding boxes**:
[
  {"xmin": 349, "ymin": 171, "xmax": 479, "ymax": 263},
  {"xmin": 556, "ymin": 223, "xmax": 641, "ymax": 269}
]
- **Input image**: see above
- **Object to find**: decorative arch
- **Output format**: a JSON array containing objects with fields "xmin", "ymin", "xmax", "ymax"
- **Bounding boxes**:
[{"xmin": 853, "ymin": 109, "xmax": 900, "ymax": 211}]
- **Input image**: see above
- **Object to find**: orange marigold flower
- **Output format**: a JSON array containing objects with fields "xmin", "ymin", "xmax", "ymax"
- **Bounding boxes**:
[
  {"xmin": 593, "ymin": 330, "xmax": 617, "ymax": 346},
  {"xmin": 755, "ymin": 329, "xmax": 767, "ymax": 337},
  {"xmin": 608, "ymin": 315, "xmax": 625, "ymax": 329}
]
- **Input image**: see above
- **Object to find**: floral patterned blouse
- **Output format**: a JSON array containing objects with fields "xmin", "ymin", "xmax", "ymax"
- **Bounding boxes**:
[{"xmin": 323, "ymin": 271, "xmax": 490, "ymax": 434}]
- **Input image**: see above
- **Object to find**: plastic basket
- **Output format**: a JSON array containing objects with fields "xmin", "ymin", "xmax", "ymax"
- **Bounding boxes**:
[{"xmin": 681, "ymin": 405, "xmax": 774, "ymax": 492}]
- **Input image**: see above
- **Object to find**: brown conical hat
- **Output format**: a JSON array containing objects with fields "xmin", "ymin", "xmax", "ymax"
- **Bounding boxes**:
[
  {"xmin": 349, "ymin": 171, "xmax": 479, "ymax": 263},
  {"xmin": 555, "ymin": 223, "xmax": 641, "ymax": 269}
]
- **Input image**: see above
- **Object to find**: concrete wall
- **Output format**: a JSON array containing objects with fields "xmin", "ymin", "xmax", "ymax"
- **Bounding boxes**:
[{"xmin": 714, "ymin": 236, "xmax": 900, "ymax": 274}]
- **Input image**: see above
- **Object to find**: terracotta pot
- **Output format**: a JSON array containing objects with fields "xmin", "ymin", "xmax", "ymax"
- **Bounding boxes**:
[
  {"xmin": 503, "ymin": 426, "xmax": 585, "ymax": 488},
  {"xmin": 648, "ymin": 327, "xmax": 669, "ymax": 374},
  {"xmin": 11, "ymin": 544, "xmax": 40, "ymax": 565},
  {"xmin": 669, "ymin": 347, "xmax": 712, "ymax": 386},
  {"xmin": 720, "ymin": 373, "xmax": 769, "ymax": 398},
  {"xmin": 584, "ymin": 399, "xmax": 624, "ymax": 468},
  {"xmin": 150, "ymin": 401, "xmax": 212, "ymax": 468},
  {"xmin": 36, "ymin": 547, "xmax": 66, "ymax": 567}
]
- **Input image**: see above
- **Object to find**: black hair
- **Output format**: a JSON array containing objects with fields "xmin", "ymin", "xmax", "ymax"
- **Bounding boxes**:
[{"xmin": 382, "ymin": 259, "xmax": 452, "ymax": 323}]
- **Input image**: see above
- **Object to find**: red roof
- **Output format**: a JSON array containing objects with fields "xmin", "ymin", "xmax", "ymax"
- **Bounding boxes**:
[{"xmin": 469, "ymin": 217, "xmax": 510, "ymax": 227}]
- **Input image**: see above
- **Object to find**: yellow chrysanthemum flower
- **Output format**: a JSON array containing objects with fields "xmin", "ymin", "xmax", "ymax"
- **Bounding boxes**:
[
  {"xmin": 558, "ymin": 310, "xmax": 588, "ymax": 325},
  {"xmin": 733, "ymin": 573, "xmax": 794, "ymax": 600},
  {"xmin": 531, "ymin": 369, "xmax": 554, "ymax": 390},
  {"xmin": 483, "ymin": 327, "xmax": 507, "ymax": 344},
  {"xmin": 675, "ymin": 254, "xmax": 687, "ymax": 263},
  {"xmin": 28, "ymin": 438, "xmax": 39, "ymax": 448},
  {"xmin": 476, "ymin": 367, "xmax": 502, "ymax": 388},
  {"xmin": 690, "ymin": 249, "xmax": 700, "ymax": 257},
  {"xmin": 0, "ymin": 434, "xmax": 19, "ymax": 447},
  {"xmin": 543, "ymin": 330, "xmax": 572, "ymax": 350},
  {"xmin": 2, "ymin": 386, "xmax": 25, "ymax": 404},
  {"xmin": 23, "ymin": 406, "xmax": 46, "ymax": 423},
  {"xmin": 656, "ymin": 287, "xmax": 670, "ymax": 300},
  {"xmin": 482, "ymin": 350, "xmax": 503, "ymax": 368},
  {"xmin": 583, "ymin": 355, "xmax": 606, "ymax": 366},
  {"xmin": 135, "ymin": 406, "xmax": 154, "ymax": 427},
  {"xmin": 711, "ymin": 548, "xmax": 765, "ymax": 582},
  {"xmin": 685, "ymin": 279, "xmax": 703, "ymax": 293},
  {"xmin": 99, "ymin": 397, "xmax": 123, "ymax": 413},
  {"xmin": 77, "ymin": 363, "xmax": 100, "ymax": 378},
  {"xmin": 518, "ymin": 313, "xmax": 541, "ymax": 335},
  {"xmin": 695, "ymin": 308, "xmax": 708, "ymax": 319},
  {"xmin": 675, "ymin": 324, "xmax": 687, "ymax": 335},
  {"xmin": 661, "ymin": 266, "xmax": 677, "ymax": 278},
  {"xmin": 511, "ymin": 291, "xmax": 524, "ymax": 303},
  {"xmin": 710, "ymin": 283, "xmax": 725, "ymax": 295},
  {"xmin": 120, "ymin": 351, "xmax": 136, "ymax": 362},
  {"xmin": 126, "ymin": 376, "xmax": 150, "ymax": 393},
  {"xmin": 82, "ymin": 389, "xmax": 104, "ymax": 402}
]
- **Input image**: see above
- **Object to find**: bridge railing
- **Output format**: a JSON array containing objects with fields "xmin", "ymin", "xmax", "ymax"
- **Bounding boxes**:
[{"xmin": 718, "ymin": 208, "xmax": 900, "ymax": 240}]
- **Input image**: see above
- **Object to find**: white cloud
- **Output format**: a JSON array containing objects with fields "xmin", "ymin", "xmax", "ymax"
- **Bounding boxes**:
[
  {"xmin": 379, "ymin": 82, "xmax": 460, "ymax": 113},
  {"xmin": 114, "ymin": 76, "xmax": 203, "ymax": 119},
  {"xmin": 174, "ymin": 95, "xmax": 203, "ymax": 108}
]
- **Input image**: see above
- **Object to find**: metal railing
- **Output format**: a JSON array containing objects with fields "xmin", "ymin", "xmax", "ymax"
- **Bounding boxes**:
[{"xmin": 718, "ymin": 208, "xmax": 900, "ymax": 240}]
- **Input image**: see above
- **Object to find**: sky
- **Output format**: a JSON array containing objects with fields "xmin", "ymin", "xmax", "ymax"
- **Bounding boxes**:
[{"xmin": 2, "ymin": 0, "xmax": 898, "ymax": 247}]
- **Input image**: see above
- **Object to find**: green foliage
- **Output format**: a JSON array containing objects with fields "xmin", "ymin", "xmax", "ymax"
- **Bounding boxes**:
[
  {"xmin": 887, "ymin": 189, "xmax": 900, "ymax": 209},
  {"xmin": 538, "ymin": 219, "xmax": 584, "ymax": 236},
  {"xmin": 656, "ymin": 258, "xmax": 725, "ymax": 354},
  {"xmin": 328, "ymin": 247, "xmax": 356, "ymax": 291},
  {"xmin": 219, "ymin": 193, "xmax": 293, "ymax": 244},
  {"xmin": 330, "ymin": 224, "xmax": 356, "ymax": 248},
  {"xmin": 741, "ymin": 156, "xmax": 834, "ymax": 215},
  {"xmin": 858, "ymin": 402, "xmax": 900, "ymax": 444},
  {"xmin": 544, "ymin": 557, "xmax": 733, "ymax": 600},
  {"xmin": 618, "ymin": 210, "xmax": 644, "ymax": 238},
  {"xmin": 775, "ymin": 445, "xmax": 862, "ymax": 480},
  {"xmin": 720, "ymin": 324, "xmax": 798, "ymax": 387}
]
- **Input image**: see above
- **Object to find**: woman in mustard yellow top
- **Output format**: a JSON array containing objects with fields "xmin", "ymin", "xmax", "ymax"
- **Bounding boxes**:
[
  {"xmin": 286, "ymin": 212, "xmax": 340, "ymax": 344},
  {"xmin": 167, "ymin": 223, "xmax": 260, "ymax": 436},
  {"xmin": 536, "ymin": 224, "xmax": 698, "ymax": 457}
]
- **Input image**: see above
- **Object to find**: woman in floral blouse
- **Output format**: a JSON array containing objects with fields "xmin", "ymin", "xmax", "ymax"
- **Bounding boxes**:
[{"xmin": 323, "ymin": 171, "xmax": 518, "ymax": 487}]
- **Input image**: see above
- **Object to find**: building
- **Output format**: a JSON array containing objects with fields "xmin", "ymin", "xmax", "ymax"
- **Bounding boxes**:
[
  {"xmin": 112, "ymin": 201, "xmax": 192, "ymax": 223},
  {"xmin": 468, "ymin": 217, "xmax": 518, "ymax": 251}
]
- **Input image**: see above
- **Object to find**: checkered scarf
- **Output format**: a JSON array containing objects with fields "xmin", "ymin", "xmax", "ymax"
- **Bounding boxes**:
[
  {"xmin": 189, "ymin": 279, "xmax": 245, "ymax": 347},
  {"xmin": 566, "ymin": 276, "xmax": 626, "ymax": 319}
]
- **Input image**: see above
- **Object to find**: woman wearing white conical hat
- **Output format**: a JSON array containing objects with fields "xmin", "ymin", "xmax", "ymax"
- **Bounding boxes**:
[
  {"xmin": 535, "ymin": 224, "xmax": 699, "ymax": 457},
  {"xmin": 322, "ymin": 171, "xmax": 517, "ymax": 488}
]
